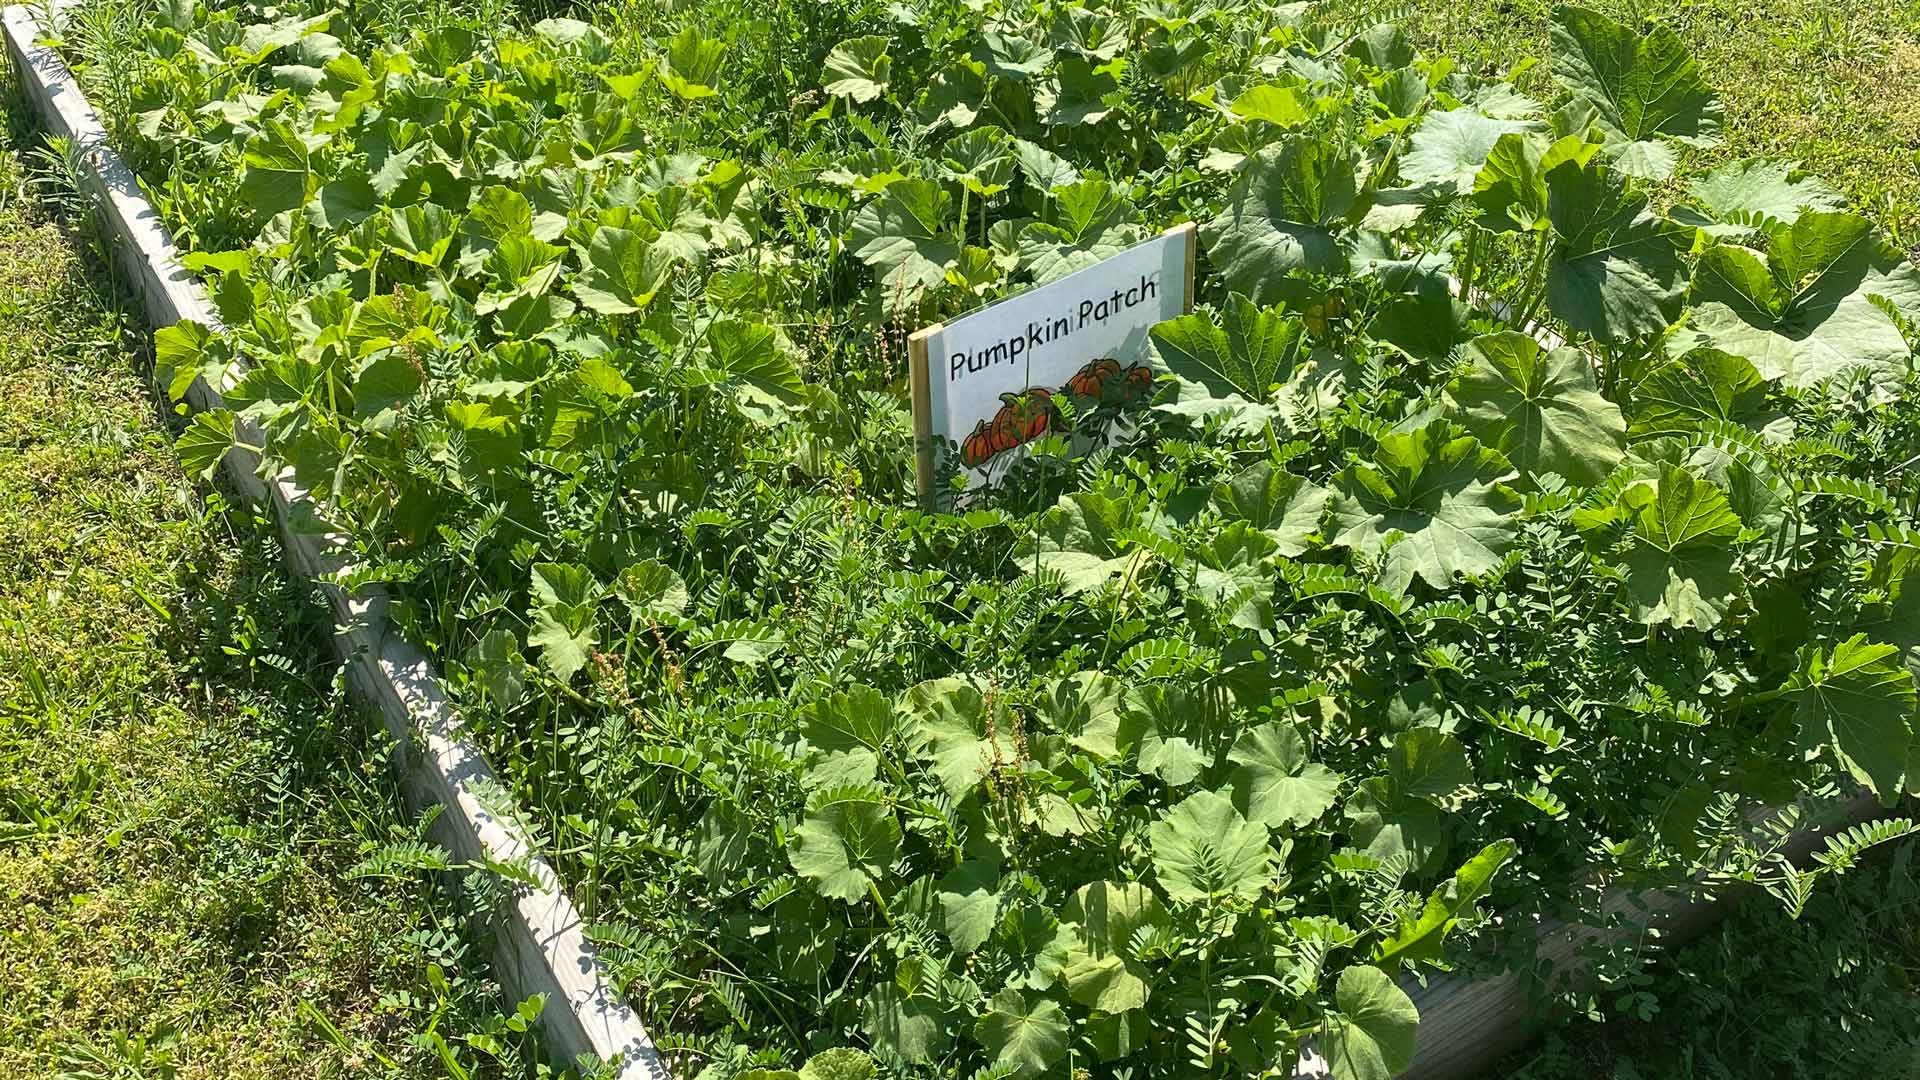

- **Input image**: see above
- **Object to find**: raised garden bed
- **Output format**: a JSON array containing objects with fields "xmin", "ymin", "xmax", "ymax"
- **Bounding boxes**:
[{"xmin": 15, "ymin": 2, "xmax": 1920, "ymax": 1079}]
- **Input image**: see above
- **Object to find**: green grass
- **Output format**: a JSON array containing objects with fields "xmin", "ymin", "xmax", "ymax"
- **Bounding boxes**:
[
  {"xmin": 0, "ymin": 119, "xmax": 548, "ymax": 1078},
  {"xmin": 1409, "ymin": 0, "xmax": 1920, "ymax": 249}
]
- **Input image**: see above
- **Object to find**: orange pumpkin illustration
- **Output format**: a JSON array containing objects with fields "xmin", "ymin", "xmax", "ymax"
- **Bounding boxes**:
[
  {"xmin": 959, "ymin": 387, "xmax": 1062, "ymax": 468},
  {"xmin": 1066, "ymin": 357, "xmax": 1123, "ymax": 398}
]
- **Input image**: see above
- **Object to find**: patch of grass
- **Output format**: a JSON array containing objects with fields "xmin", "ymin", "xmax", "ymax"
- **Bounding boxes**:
[
  {"xmin": 0, "ymin": 113, "xmax": 551, "ymax": 1078},
  {"xmin": 1409, "ymin": 0, "xmax": 1920, "ymax": 249}
]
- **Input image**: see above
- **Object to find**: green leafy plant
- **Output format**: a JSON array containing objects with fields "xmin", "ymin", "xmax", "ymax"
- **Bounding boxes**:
[{"xmin": 66, "ymin": 0, "xmax": 1920, "ymax": 1077}]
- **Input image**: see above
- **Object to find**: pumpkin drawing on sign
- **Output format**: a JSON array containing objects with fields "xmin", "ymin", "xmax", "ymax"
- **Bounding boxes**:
[
  {"xmin": 1065, "ymin": 356, "xmax": 1156, "ymax": 404},
  {"xmin": 959, "ymin": 387, "xmax": 1062, "ymax": 468},
  {"xmin": 1066, "ymin": 357, "xmax": 1123, "ymax": 398}
]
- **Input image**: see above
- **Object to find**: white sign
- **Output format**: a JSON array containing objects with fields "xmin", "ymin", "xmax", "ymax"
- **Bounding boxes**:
[{"xmin": 909, "ymin": 224, "xmax": 1195, "ymax": 501}]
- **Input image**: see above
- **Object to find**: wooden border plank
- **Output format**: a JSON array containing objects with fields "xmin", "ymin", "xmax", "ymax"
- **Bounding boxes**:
[{"xmin": 1, "ymin": 8, "xmax": 665, "ymax": 1076}]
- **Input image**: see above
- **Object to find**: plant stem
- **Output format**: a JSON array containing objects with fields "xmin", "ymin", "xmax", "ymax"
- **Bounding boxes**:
[{"xmin": 1515, "ymin": 228, "xmax": 1554, "ymax": 328}]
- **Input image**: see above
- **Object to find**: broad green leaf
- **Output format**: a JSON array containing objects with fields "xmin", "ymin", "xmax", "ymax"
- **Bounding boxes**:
[
  {"xmin": 1049, "ymin": 6, "xmax": 1128, "ymax": 59},
  {"xmin": 352, "ymin": 352, "xmax": 423, "ymax": 420},
  {"xmin": 307, "ymin": 175, "xmax": 378, "ymax": 230},
  {"xmin": 1015, "ymin": 490, "xmax": 1144, "ymax": 595},
  {"xmin": 1401, "ymin": 108, "xmax": 1539, "ymax": 196},
  {"xmin": 466, "ymin": 186, "xmax": 541, "ymax": 243},
  {"xmin": 1017, "ymin": 216, "xmax": 1148, "ymax": 286},
  {"xmin": 463, "ymin": 628, "xmax": 525, "ymax": 711},
  {"xmin": 861, "ymin": 980, "xmax": 949, "ymax": 1063},
  {"xmin": 574, "ymin": 227, "xmax": 675, "ymax": 315},
  {"xmin": 1550, "ymin": 6, "xmax": 1721, "ymax": 179},
  {"xmin": 789, "ymin": 795, "xmax": 901, "ymax": 902},
  {"xmin": 1345, "ymin": 777, "xmax": 1447, "ymax": 867},
  {"xmin": 1227, "ymin": 722, "xmax": 1341, "ymax": 828},
  {"xmin": 1788, "ymin": 635, "xmax": 1915, "ymax": 804},
  {"xmin": 899, "ymin": 677, "xmax": 1018, "ymax": 800},
  {"xmin": 1365, "ymin": 281, "xmax": 1473, "ymax": 363},
  {"xmin": 799, "ymin": 1049, "xmax": 873, "ymax": 1080},
  {"xmin": 1544, "ymin": 158, "xmax": 1690, "ymax": 342},
  {"xmin": 658, "ymin": 26, "xmax": 724, "ymax": 100},
  {"xmin": 1149, "ymin": 294, "xmax": 1309, "ymax": 402},
  {"xmin": 824, "ymin": 36, "xmax": 891, "ymax": 103},
  {"xmin": 1231, "ymin": 82, "xmax": 1308, "ymax": 127},
  {"xmin": 1200, "ymin": 140, "xmax": 1359, "ymax": 300},
  {"xmin": 939, "ymin": 127, "xmax": 1012, "ymax": 196},
  {"xmin": 1627, "ymin": 347, "xmax": 1768, "ymax": 438},
  {"xmin": 533, "ymin": 17, "xmax": 609, "ymax": 56},
  {"xmin": 1149, "ymin": 789, "xmax": 1275, "ymax": 904},
  {"xmin": 973, "ymin": 990, "xmax": 1068, "ymax": 1075},
  {"xmin": 382, "ymin": 203, "xmax": 458, "ymax": 267},
  {"xmin": 691, "ymin": 800, "xmax": 756, "ymax": 883},
  {"xmin": 805, "ymin": 685, "xmax": 895, "ymax": 756},
  {"xmin": 176, "ymin": 408, "xmax": 238, "ymax": 481},
  {"xmin": 1191, "ymin": 524, "xmax": 1280, "ymax": 616},
  {"xmin": 1056, "ymin": 880, "xmax": 1168, "ymax": 1011},
  {"xmin": 1322, "ymin": 966, "xmax": 1420, "ymax": 1080},
  {"xmin": 494, "ymin": 293, "xmax": 574, "ymax": 339},
  {"xmin": 766, "ymin": 891, "xmax": 840, "ymax": 985},
  {"xmin": 1349, "ymin": 24, "xmax": 1415, "ymax": 69},
  {"xmin": 478, "ymin": 234, "xmax": 566, "ymax": 314},
  {"xmin": 972, "ymin": 32, "xmax": 1049, "ymax": 81},
  {"xmin": 1615, "ymin": 464, "xmax": 1742, "ymax": 629},
  {"xmin": 1328, "ymin": 422, "xmax": 1522, "ymax": 594},
  {"xmin": 1375, "ymin": 838, "xmax": 1517, "ymax": 967},
  {"xmin": 1040, "ymin": 671, "xmax": 1129, "ymax": 760},
  {"xmin": 936, "ymin": 858, "xmax": 1001, "ymax": 953},
  {"xmin": 1681, "ymin": 158, "xmax": 1844, "ymax": 234},
  {"xmin": 634, "ymin": 187, "xmax": 716, "ymax": 264},
  {"xmin": 1037, "ymin": 57, "xmax": 1119, "ymax": 126},
  {"xmin": 528, "ymin": 562, "xmax": 599, "ymax": 681},
  {"xmin": 155, "ymin": 319, "xmax": 222, "ymax": 402},
  {"xmin": 848, "ymin": 179, "xmax": 960, "ymax": 294},
  {"xmin": 613, "ymin": 559, "xmax": 689, "ymax": 617},
  {"xmin": 1120, "ymin": 684, "xmax": 1214, "ymax": 785},
  {"xmin": 698, "ymin": 319, "xmax": 806, "ymax": 404},
  {"xmin": 917, "ymin": 60, "xmax": 987, "ymax": 130},
  {"xmin": 1213, "ymin": 462, "xmax": 1332, "ymax": 556},
  {"xmin": 1446, "ymin": 331, "xmax": 1624, "ymax": 485},
  {"xmin": 1681, "ymin": 212, "xmax": 1912, "ymax": 392},
  {"xmin": 1472, "ymin": 131, "xmax": 1598, "ymax": 233},
  {"xmin": 1084, "ymin": 1011, "xmax": 1148, "ymax": 1063},
  {"xmin": 351, "ymin": 287, "xmax": 444, "ymax": 356},
  {"xmin": 1387, "ymin": 727, "xmax": 1474, "ymax": 805},
  {"xmin": 1863, "ymin": 548, "xmax": 1920, "ymax": 664},
  {"xmin": 239, "ymin": 118, "xmax": 318, "ymax": 215},
  {"xmin": 236, "ymin": 11, "xmax": 332, "ymax": 64},
  {"xmin": 1010, "ymin": 139, "xmax": 1081, "ymax": 192}
]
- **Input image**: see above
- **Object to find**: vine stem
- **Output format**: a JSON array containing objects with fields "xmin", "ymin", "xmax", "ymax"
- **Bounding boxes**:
[
  {"xmin": 1515, "ymin": 228, "xmax": 1554, "ymax": 328},
  {"xmin": 866, "ymin": 880, "xmax": 895, "ymax": 927}
]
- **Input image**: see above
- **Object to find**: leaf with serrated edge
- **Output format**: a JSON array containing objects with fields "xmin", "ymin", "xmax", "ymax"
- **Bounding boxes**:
[
  {"xmin": 1447, "ymin": 331, "xmax": 1624, "ymax": 485},
  {"xmin": 1788, "ymin": 635, "xmax": 1915, "ymax": 804}
]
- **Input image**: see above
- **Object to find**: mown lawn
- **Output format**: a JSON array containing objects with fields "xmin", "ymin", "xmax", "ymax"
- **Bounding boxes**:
[
  {"xmin": 0, "ymin": 118, "xmax": 541, "ymax": 1078},
  {"xmin": 1411, "ymin": 0, "xmax": 1920, "ymax": 247}
]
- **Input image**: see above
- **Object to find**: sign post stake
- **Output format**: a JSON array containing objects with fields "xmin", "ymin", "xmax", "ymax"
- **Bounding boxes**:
[
  {"xmin": 1178, "ymin": 221, "xmax": 1196, "ymax": 314},
  {"xmin": 909, "ymin": 323, "xmax": 940, "ymax": 509}
]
